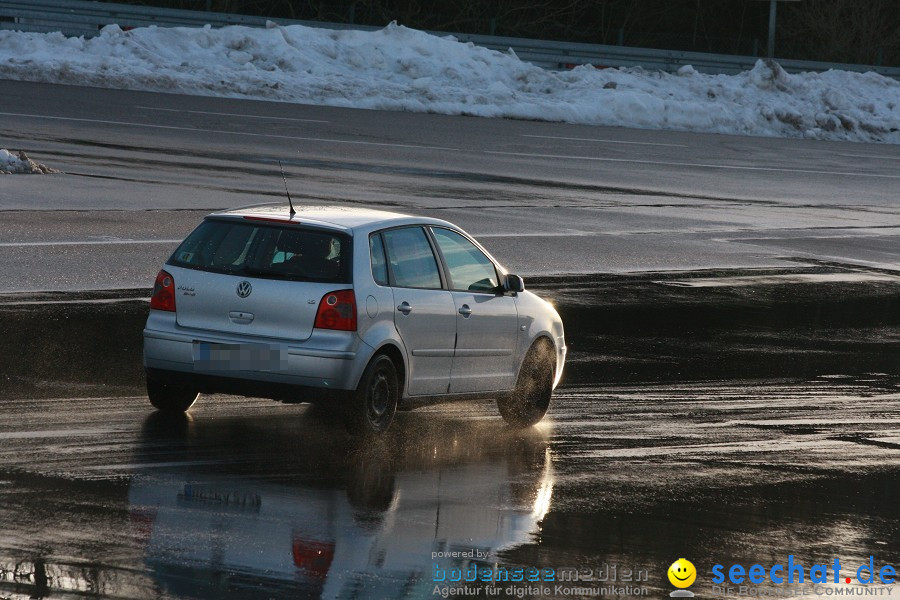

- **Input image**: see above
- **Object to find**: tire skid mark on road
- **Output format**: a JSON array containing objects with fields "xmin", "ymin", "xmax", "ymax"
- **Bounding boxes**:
[
  {"xmin": 522, "ymin": 134, "xmax": 688, "ymax": 148},
  {"xmin": 134, "ymin": 105, "xmax": 330, "ymax": 124},
  {"xmin": 0, "ymin": 428, "xmax": 128, "ymax": 440},
  {"xmin": 0, "ymin": 111, "xmax": 461, "ymax": 152},
  {"xmin": 485, "ymin": 150, "xmax": 900, "ymax": 179}
]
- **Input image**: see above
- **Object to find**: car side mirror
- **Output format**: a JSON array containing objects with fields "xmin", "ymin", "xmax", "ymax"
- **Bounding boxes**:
[{"xmin": 504, "ymin": 274, "xmax": 525, "ymax": 293}]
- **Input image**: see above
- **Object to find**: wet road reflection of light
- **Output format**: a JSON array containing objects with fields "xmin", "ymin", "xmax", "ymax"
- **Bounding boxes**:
[
  {"xmin": 124, "ymin": 410, "xmax": 554, "ymax": 599},
  {"xmin": 531, "ymin": 448, "xmax": 554, "ymax": 522},
  {"xmin": 4, "ymin": 276, "xmax": 900, "ymax": 599},
  {"xmin": 1, "ymin": 381, "xmax": 900, "ymax": 599}
]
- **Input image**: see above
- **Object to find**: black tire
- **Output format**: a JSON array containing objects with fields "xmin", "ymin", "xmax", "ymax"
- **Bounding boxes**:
[
  {"xmin": 347, "ymin": 456, "xmax": 396, "ymax": 513},
  {"xmin": 498, "ymin": 341, "xmax": 555, "ymax": 428},
  {"xmin": 346, "ymin": 354, "xmax": 399, "ymax": 435},
  {"xmin": 147, "ymin": 378, "xmax": 199, "ymax": 413}
]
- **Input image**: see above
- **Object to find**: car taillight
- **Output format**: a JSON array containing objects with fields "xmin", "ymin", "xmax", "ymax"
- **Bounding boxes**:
[
  {"xmin": 292, "ymin": 536, "xmax": 335, "ymax": 578},
  {"xmin": 150, "ymin": 269, "xmax": 176, "ymax": 312},
  {"xmin": 314, "ymin": 289, "xmax": 356, "ymax": 331}
]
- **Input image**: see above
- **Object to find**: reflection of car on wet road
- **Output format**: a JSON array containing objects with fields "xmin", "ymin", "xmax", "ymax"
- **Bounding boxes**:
[
  {"xmin": 128, "ymin": 413, "xmax": 553, "ymax": 599},
  {"xmin": 143, "ymin": 205, "xmax": 566, "ymax": 432}
]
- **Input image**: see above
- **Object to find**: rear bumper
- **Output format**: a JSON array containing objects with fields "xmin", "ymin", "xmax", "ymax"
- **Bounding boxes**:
[
  {"xmin": 143, "ymin": 312, "xmax": 368, "ymax": 394},
  {"xmin": 144, "ymin": 367, "xmax": 352, "ymax": 403}
]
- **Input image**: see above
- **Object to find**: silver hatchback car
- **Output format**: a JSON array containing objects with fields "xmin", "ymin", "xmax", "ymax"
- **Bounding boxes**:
[{"xmin": 143, "ymin": 205, "xmax": 566, "ymax": 433}]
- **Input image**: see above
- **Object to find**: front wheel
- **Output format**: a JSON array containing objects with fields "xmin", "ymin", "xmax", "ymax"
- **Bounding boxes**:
[
  {"xmin": 147, "ymin": 378, "xmax": 199, "ymax": 413},
  {"xmin": 498, "ymin": 341, "xmax": 555, "ymax": 428},
  {"xmin": 346, "ymin": 354, "xmax": 399, "ymax": 435}
]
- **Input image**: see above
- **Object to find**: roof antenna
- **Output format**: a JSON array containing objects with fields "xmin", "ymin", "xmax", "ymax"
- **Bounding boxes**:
[{"xmin": 278, "ymin": 160, "xmax": 296, "ymax": 218}]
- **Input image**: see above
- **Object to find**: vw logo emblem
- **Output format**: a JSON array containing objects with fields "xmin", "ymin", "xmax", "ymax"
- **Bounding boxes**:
[{"xmin": 236, "ymin": 281, "xmax": 252, "ymax": 298}]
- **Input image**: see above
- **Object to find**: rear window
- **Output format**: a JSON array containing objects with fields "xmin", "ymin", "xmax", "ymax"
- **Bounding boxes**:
[{"xmin": 168, "ymin": 219, "xmax": 351, "ymax": 283}]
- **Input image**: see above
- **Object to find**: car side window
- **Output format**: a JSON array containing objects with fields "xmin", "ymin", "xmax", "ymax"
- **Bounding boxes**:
[
  {"xmin": 431, "ymin": 228, "xmax": 499, "ymax": 293},
  {"xmin": 382, "ymin": 227, "xmax": 442, "ymax": 290},
  {"xmin": 369, "ymin": 233, "xmax": 388, "ymax": 286}
]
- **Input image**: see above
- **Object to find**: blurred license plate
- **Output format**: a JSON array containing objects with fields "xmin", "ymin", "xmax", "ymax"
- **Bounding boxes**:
[{"xmin": 192, "ymin": 342, "xmax": 287, "ymax": 372}]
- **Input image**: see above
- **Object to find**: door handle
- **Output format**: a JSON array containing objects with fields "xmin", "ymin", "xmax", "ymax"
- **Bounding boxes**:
[
  {"xmin": 458, "ymin": 304, "xmax": 472, "ymax": 317},
  {"xmin": 397, "ymin": 302, "xmax": 412, "ymax": 315}
]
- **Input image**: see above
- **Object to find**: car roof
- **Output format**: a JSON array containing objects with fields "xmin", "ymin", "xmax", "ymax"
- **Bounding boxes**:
[{"xmin": 210, "ymin": 203, "xmax": 454, "ymax": 233}]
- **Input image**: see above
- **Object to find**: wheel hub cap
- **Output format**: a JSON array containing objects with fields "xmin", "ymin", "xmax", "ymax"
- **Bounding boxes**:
[{"xmin": 370, "ymin": 374, "xmax": 389, "ymax": 417}]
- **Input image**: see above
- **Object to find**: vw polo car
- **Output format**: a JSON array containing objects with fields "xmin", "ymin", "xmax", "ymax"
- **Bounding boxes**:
[{"xmin": 143, "ymin": 204, "xmax": 566, "ymax": 433}]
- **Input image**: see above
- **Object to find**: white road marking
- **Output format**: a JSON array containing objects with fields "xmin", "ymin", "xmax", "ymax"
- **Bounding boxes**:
[
  {"xmin": 485, "ymin": 150, "xmax": 900, "ymax": 179},
  {"xmin": 0, "ymin": 111, "xmax": 460, "ymax": 152},
  {"xmin": 134, "ymin": 105, "xmax": 330, "ymax": 123},
  {"xmin": 523, "ymin": 134, "xmax": 686, "ymax": 147},
  {"xmin": 0, "ymin": 239, "xmax": 181, "ymax": 247},
  {"xmin": 474, "ymin": 225, "xmax": 900, "ymax": 239},
  {"xmin": 0, "ymin": 298, "xmax": 149, "ymax": 306},
  {"xmin": 474, "ymin": 231, "xmax": 595, "ymax": 238}
]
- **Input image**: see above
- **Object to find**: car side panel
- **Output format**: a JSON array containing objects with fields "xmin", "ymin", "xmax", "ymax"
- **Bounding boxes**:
[
  {"xmin": 351, "ymin": 231, "xmax": 410, "ymax": 395},
  {"xmin": 352, "ymin": 325, "xmax": 408, "ymax": 395},
  {"xmin": 390, "ymin": 288, "xmax": 457, "ymax": 396},
  {"xmin": 447, "ymin": 292, "xmax": 518, "ymax": 393},
  {"xmin": 512, "ymin": 291, "xmax": 567, "ymax": 389}
]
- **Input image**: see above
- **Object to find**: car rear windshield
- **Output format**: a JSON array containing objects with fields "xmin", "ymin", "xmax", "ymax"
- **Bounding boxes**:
[{"xmin": 168, "ymin": 219, "xmax": 351, "ymax": 283}]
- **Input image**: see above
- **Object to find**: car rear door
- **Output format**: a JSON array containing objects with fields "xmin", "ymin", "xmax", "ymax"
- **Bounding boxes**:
[
  {"xmin": 430, "ymin": 227, "xmax": 519, "ymax": 393},
  {"xmin": 379, "ymin": 226, "xmax": 456, "ymax": 396}
]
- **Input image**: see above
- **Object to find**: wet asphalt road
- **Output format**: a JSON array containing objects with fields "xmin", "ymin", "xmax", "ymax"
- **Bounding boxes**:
[
  {"xmin": 3, "ymin": 79, "xmax": 900, "ymax": 292},
  {"xmin": 2, "ymin": 78, "xmax": 900, "ymax": 599},
  {"xmin": 2, "ymin": 379, "xmax": 900, "ymax": 599},
  {"xmin": 2, "ymin": 277, "xmax": 900, "ymax": 599}
]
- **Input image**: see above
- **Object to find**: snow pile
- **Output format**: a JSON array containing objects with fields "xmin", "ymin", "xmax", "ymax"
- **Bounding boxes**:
[
  {"xmin": 0, "ymin": 22, "xmax": 898, "ymax": 143},
  {"xmin": 0, "ymin": 149, "xmax": 59, "ymax": 174}
]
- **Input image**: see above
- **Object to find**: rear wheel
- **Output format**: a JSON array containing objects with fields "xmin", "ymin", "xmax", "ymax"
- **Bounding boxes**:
[
  {"xmin": 147, "ymin": 378, "xmax": 199, "ymax": 413},
  {"xmin": 498, "ymin": 340, "xmax": 555, "ymax": 428},
  {"xmin": 346, "ymin": 354, "xmax": 399, "ymax": 435}
]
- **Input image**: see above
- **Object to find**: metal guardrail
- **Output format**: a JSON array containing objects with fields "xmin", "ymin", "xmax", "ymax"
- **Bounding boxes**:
[
  {"xmin": 451, "ymin": 32, "xmax": 900, "ymax": 78},
  {"xmin": 1, "ymin": 0, "xmax": 898, "ymax": 79}
]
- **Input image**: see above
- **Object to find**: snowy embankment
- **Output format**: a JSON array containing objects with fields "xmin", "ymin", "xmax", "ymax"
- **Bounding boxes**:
[
  {"xmin": 0, "ymin": 22, "xmax": 898, "ymax": 143},
  {"xmin": 1, "ymin": 149, "xmax": 58, "ymax": 174}
]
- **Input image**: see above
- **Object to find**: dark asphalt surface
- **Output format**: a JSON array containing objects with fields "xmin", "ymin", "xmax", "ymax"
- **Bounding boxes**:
[
  {"xmin": 2, "ymin": 278, "xmax": 900, "ymax": 599},
  {"xmin": 2, "ymin": 79, "xmax": 900, "ymax": 291},
  {"xmin": 2, "ymin": 78, "xmax": 900, "ymax": 599}
]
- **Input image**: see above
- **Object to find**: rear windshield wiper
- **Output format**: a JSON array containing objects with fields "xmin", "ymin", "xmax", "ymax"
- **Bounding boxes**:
[
  {"xmin": 242, "ymin": 266, "xmax": 282, "ymax": 277},
  {"xmin": 241, "ymin": 266, "xmax": 314, "ymax": 281}
]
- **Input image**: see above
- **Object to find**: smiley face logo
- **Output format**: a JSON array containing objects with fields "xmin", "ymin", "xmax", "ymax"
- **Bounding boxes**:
[{"xmin": 668, "ymin": 558, "xmax": 697, "ymax": 588}]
